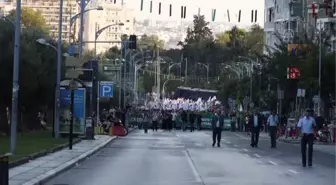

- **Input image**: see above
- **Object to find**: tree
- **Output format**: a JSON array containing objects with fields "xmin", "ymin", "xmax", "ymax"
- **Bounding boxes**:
[
  {"xmin": 8, "ymin": 7, "xmax": 49, "ymax": 33},
  {"xmin": 137, "ymin": 34, "xmax": 165, "ymax": 50},
  {"xmin": 245, "ymin": 24, "xmax": 264, "ymax": 56},
  {"xmin": 0, "ymin": 20, "xmax": 64, "ymax": 130}
]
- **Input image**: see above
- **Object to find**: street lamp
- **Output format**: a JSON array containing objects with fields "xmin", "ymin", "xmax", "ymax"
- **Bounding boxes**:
[
  {"xmin": 1, "ymin": 16, "xmax": 15, "ymax": 26},
  {"xmin": 197, "ymin": 62, "xmax": 209, "ymax": 83},
  {"xmin": 36, "ymin": 38, "xmax": 69, "ymax": 138},
  {"xmin": 36, "ymin": 38, "xmax": 57, "ymax": 51},
  {"xmin": 238, "ymin": 56, "xmax": 260, "ymax": 104},
  {"xmin": 168, "ymin": 62, "xmax": 181, "ymax": 78},
  {"xmin": 69, "ymin": 6, "xmax": 103, "ymax": 43},
  {"xmin": 94, "ymin": 22, "xmax": 124, "ymax": 55},
  {"xmin": 223, "ymin": 64, "xmax": 242, "ymax": 80}
]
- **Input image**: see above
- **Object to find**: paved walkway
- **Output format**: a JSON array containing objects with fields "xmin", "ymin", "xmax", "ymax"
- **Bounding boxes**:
[{"xmin": 9, "ymin": 135, "xmax": 115, "ymax": 185}]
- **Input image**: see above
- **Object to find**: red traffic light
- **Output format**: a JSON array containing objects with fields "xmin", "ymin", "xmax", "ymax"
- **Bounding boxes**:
[{"xmin": 287, "ymin": 66, "xmax": 300, "ymax": 79}]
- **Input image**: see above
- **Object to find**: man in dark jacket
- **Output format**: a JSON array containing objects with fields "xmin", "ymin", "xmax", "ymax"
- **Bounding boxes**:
[
  {"xmin": 212, "ymin": 110, "xmax": 224, "ymax": 147},
  {"xmin": 249, "ymin": 110, "xmax": 262, "ymax": 147}
]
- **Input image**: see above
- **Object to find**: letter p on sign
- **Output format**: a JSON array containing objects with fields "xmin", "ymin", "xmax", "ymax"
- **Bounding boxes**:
[{"xmin": 99, "ymin": 81, "xmax": 113, "ymax": 98}]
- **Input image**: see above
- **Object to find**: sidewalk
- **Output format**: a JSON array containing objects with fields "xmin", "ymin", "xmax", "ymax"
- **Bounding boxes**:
[{"xmin": 9, "ymin": 135, "xmax": 116, "ymax": 185}]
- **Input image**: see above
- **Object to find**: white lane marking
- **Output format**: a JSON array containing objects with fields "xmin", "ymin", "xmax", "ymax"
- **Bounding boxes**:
[
  {"xmin": 268, "ymin": 161, "xmax": 278, "ymax": 165},
  {"xmin": 288, "ymin": 169, "xmax": 299, "ymax": 174},
  {"xmin": 225, "ymin": 141, "xmax": 231, "ymax": 144},
  {"xmin": 242, "ymin": 148, "xmax": 248, "ymax": 152},
  {"xmin": 254, "ymin": 154, "xmax": 261, "ymax": 158},
  {"xmin": 234, "ymin": 133, "xmax": 248, "ymax": 140},
  {"xmin": 183, "ymin": 151, "xmax": 202, "ymax": 183},
  {"xmin": 257, "ymin": 160, "xmax": 263, "ymax": 164},
  {"xmin": 234, "ymin": 145, "xmax": 238, "ymax": 147}
]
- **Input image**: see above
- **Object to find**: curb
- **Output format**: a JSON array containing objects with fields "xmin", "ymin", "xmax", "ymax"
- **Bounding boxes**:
[
  {"xmin": 9, "ymin": 138, "xmax": 82, "ymax": 168},
  {"xmin": 22, "ymin": 136, "xmax": 117, "ymax": 185}
]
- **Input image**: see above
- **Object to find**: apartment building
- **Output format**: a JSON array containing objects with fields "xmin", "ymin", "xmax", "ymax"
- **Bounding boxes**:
[
  {"xmin": 0, "ymin": 0, "xmax": 79, "ymax": 42},
  {"xmin": 264, "ymin": 0, "xmax": 336, "ymax": 54},
  {"xmin": 84, "ymin": 1, "xmax": 135, "ymax": 53}
]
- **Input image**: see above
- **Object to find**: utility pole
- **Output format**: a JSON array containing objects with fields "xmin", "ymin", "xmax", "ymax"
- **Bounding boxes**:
[
  {"xmin": 157, "ymin": 47, "xmax": 160, "ymax": 95},
  {"xmin": 10, "ymin": 0, "xmax": 22, "ymax": 153},
  {"xmin": 79, "ymin": 0, "xmax": 85, "ymax": 56},
  {"xmin": 184, "ymin": 57, "xmax": 188, "ymax": 85},
  {"xmin": 318, "ymin": 20, "xmax": 322, "ymax": 116}
]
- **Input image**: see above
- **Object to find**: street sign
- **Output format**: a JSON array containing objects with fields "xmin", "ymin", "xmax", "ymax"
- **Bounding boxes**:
[
  {"xmin": 312, "ymin": 95, "xmax": 320, "ymax": 104},
  {"xmin": 99, "ymin": 81, "xmax": 113, "ymax": 98},
  {"xmin": 297, "ymin": 89, "xmax": 305, "ymax": 97}
]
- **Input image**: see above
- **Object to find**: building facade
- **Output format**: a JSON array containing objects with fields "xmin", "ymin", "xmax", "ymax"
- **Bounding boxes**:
[
  {"xmin": 264, "ymin": 0, "xmax": 336, "ymax": 54},
  {"xmin": 84, "ymin": 1, "xmax": 135, "ymax": 54},
  {"xmin": 0, "ymin": 0, "xmax": 79, "ymax": 42}
]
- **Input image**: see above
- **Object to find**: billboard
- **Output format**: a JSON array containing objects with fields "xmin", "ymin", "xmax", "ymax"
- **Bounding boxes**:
[{"xmin": 59, "ymin": 87, "xmax": 86, "ymax": 134}]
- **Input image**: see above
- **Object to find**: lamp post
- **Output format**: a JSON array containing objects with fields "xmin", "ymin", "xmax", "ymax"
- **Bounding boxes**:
[
  {"xmin": 10, "ymin": 0, "xmax": 21, "ymax": 154},
  {"xmin": 1, "ymin": 16, "xmax": 15, "ymax": 26},
  {"xmin": 168, "ymin": 62, "xmax": 181, "ymax": 77},
  {"xmin": 223, "ymin": 65, "xmax": 243, "ymax": 80},
  {"xmin": 36, "ymin": 38, "xmax": 69, "ymax": 138},
  {"xmin": 197, "ymin": 62, "xmax": 209, "ymax": 82},
  {"xmin": 238, "ymin": 56, "xmax": 259, "ymax": 103},
  {"xmin": 69, "ymin": 6, "xmax": 103, "ymax": 44},
  {"xmin": 94, "ymin": 23, "xmax": 124, "ymax": 55}
]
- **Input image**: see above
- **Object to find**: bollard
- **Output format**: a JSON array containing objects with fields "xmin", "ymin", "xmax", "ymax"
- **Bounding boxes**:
[{"xmin": 0, "ymin": 153, "xmax": 11, "ymax": 185}]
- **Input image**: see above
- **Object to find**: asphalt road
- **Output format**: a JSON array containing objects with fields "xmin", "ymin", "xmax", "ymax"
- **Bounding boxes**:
[{"xmin": 45, "ymin": 130, "xmax": 336, "ymax": 185}]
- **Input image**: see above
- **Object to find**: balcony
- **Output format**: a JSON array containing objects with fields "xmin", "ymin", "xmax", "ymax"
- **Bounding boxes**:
[{"xmin": 264, "ymin": 22, "xmax": 275, "ymax": 32}]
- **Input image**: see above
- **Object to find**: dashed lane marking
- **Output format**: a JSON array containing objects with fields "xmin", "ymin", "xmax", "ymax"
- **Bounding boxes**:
[
  {"xmin": 268, "ymin": 161, "xmax": 278, "ymax": 165},
  {"xmin": 288, "ymin": 169, "xmax": 299, "ymax": 174},
  {"xmin": 242, "ymin": 148, "xmax": 248, "ymax": 152},
  {"xmin": 234, "ymin": 133, "xmax": 249, "ymax": 140},
  {"xmin": 254, "ymin": 154, "xmax": 261, "ymax": 158},
  {"xmin": 183, "ymin": 151, "xmax": 203, "ymax": 183}
]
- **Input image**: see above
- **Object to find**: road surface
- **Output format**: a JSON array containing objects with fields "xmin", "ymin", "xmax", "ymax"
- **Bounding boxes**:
[{"xmin": 45, "ymin": 130, "xmax": 335, "ymax": 185}]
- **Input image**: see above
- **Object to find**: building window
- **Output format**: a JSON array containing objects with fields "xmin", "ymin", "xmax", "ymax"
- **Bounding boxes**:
[
  {"xmin": 126, "ymin": 27, "xmax": 129, "ymax": 30},
  {"xmin": 115, "ymin": 27, "xmax": 117, "ymax": 32},
  {"xmin": 115, "ymin": 35, "xmax": 117, "ymax": 40},
  {"xmin": 126, "ymin": 20, "xmax": 130, "ymax": 22}
]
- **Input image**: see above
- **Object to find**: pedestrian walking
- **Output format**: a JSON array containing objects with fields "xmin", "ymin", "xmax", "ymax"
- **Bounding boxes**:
[
  {"xmin": 211, "ymin": 110, "xmax": 224, "ymax": 147},
  {"xmin": 152, "ymin": 111, "xmax": 159, "ymax": 132},
  {"xmin": 249, "ymin": 110, "xmax": 262, "ymax": 148},
  {"xmin": 297, "ymin": 109, "xmax": 316, "ymax": 167},
  {"xmin": 267, "ymin": 111, "xmax": 279, "ymax": 148}
]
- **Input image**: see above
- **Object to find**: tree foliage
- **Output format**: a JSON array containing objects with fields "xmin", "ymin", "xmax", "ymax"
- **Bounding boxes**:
[
  {"xmin": 8, "ymin": 7, "xmax": 49, "ymax": 33},
  {"xmin": 0, "ymin": 19, "xmax": 66, "ymax": 129}
]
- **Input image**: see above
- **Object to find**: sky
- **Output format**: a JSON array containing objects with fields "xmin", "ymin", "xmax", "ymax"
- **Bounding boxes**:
[{"xmin": 123, "ymin": 0, "xmax": 265, "ymax": 25}]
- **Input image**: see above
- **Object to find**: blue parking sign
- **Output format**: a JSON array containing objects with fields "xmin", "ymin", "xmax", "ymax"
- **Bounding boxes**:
[{"xmin": 99, "ymin": 81, "xmax": 113, "ymax": 98}]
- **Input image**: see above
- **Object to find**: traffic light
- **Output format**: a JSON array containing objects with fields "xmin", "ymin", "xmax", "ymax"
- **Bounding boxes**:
[
  {"xmin": 128, "ymin": 35, "xmax": 137, "ymax": 49},
  {"xmin": 287, "ymin": 66, "xmax": 300, "ymax": 79}
]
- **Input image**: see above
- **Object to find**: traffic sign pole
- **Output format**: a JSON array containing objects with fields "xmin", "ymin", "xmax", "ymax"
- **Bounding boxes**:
[{"xmin": 97, "ymin": 81, "xmax": 100, "ymax": 127}]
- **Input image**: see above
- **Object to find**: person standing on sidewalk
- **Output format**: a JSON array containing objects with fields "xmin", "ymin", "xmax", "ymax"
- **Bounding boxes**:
[
  {"xmin": 211, "ymin": 110, "xmax": 224, "ymax": 147},
  {"xmin": 267, "ymin": 111, "xmax": 279, "ymax": 148},
  {"xmin": 297, "ymin": 109, "xmax": 316, "ymax": 167}
]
